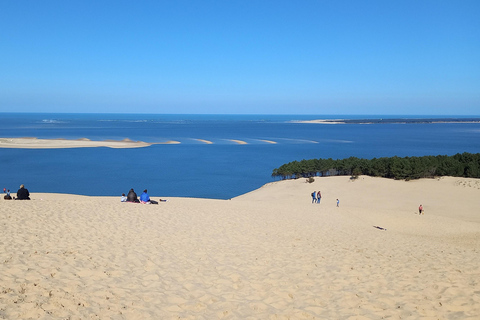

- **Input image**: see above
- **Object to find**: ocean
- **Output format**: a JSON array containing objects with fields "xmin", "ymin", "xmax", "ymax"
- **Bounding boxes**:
[{"xmin": 1, "ymin": 113, "xmax": 479, "ymax": 199}]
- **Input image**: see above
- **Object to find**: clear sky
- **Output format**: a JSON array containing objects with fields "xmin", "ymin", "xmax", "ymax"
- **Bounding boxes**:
[{"xmin": 1, "ymin": 0, "xmax": 479, "ymax": 115}]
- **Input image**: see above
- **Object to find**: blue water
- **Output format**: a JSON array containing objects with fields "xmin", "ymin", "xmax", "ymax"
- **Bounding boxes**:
[{"xmin": 1, "ymin": 113, "xmax": 479, "ymax": 199}]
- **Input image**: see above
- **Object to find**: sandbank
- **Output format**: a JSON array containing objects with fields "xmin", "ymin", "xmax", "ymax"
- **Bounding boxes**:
[
  {"xmin": 229, "ymin": 139, "xmax": 248, "ymax": 145},
  {"xmin": 1, "ymin": 176, "xmax": 479, "ymax": 319},
  {"xmin": 293, "ymin": 119, "xmax": 346, "ymax": 124},
  {"xmin": 0, "ymin": 137, "xmax": 180, "ymax": 149},
  {"xmin": 195, "ymin": 139, "xmax": 214, "ymax": 144},
  {"xmin": 258, "ymin": 139, "xmax": 277, "ymax": 144},
  {"xmin": 294, "ymin": 118, "xmax": 480, "ymax": 124}
]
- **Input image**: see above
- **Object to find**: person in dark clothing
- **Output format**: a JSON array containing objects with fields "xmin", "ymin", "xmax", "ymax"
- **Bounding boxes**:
[
  {"xmin": 126, "ymin": 188, "xmax": 139, "ymax": 203},
  {"xmin": 16, "ymin": 184, "xmax": 30, "ymax": 200}
]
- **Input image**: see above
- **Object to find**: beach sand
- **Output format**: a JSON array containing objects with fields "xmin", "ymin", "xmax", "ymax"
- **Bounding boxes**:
[{"xmin": 1, "ymin": 176, "xmax": 479, "ymax": 319}]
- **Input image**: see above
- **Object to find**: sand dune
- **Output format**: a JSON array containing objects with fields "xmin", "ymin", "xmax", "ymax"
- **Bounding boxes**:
[{"xmin": 1, "ymin": 176, "xmax": 478, "ymax": 319}]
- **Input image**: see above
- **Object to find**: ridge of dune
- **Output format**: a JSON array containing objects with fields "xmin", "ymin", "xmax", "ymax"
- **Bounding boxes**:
[{"xmin": 1, "ymin": 176, "xmax": 479, "ymax": 319}]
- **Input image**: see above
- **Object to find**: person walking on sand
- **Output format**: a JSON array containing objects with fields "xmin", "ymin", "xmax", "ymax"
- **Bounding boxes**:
[
  {"xmin": 311, "ymin": 191, "xmax": 316, "ymax": 203},
  {"xmin": 316, "ymin": 191, "xmax": 322, "ymax": 204},
  {"xmin": 336, "ymin": 199, "xmax": 339, "ymax": 207},
  {"xmin": 419, "ymin": 204, "xmax": 423, "ymax": 215}
]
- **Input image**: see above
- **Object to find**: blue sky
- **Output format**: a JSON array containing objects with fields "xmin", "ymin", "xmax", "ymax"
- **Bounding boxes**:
[{"xmin": 1, "ymin": 0, "xmax": 479, "ymax": 115}]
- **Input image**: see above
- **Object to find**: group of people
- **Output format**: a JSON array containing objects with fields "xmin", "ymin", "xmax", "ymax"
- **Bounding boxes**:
[
  {"xmin": 122, "ymin": 188, "xmax": 166, "ymax": 204},
  {"xmin": 311, "ymin": 191, "xmax": 322, "ymax": 203},
  {"xmin": 311, "ymin": 191, "xmax": 340, "ymax": 207},
  {"xmin": 2, "ymin": 184, "xmax": 169, "ymax": 204},
  {"xmin": 3, "ymin": 184, "xmax": 422, "ymax": 215},
  {"xmin": 310, "ymin": 189, "xmax": 422, "ymax": 213},
  {"xmin": 3, "ymin": 185, "xmax": 30, "ymax": 200}
]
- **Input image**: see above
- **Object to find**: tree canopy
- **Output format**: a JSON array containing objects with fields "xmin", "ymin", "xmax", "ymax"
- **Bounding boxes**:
[{"xmin": 272, "ymin": 153, "xmax": 480, "ymax": 181}]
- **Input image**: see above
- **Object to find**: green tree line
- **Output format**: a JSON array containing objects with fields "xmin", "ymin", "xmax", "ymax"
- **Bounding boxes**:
[{"xmin": 272, "ymin": 153, "xmax": 480, "ymax": 180}]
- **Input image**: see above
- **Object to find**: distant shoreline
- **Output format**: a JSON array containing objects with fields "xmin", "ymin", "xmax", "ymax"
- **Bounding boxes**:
[{"xmin": 294, "ymin": 118, "xmax": 480, "ymax": 124}]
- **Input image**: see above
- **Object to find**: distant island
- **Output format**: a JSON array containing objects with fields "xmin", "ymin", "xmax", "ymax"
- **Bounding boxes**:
[{"xmin": 295, "ymin": 118, "xmax": 480, "ymax": 124}]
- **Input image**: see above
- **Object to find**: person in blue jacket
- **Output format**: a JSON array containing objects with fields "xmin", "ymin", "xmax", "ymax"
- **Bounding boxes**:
[
  {"xmin": 140, "ymin": 189, "xmax": 150, "ymax": 203},
  {"xmin": 140, "ymin": 189, "xmax": 158, "ymax": 204}
]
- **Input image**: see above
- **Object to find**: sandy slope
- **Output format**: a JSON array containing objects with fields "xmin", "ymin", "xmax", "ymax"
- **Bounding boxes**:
[{"xmin": 0, "ymin": 176, "xmax": 478, "ymax": 319}]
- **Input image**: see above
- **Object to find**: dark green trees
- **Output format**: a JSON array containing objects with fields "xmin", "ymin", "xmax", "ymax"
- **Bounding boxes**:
[{"xmin": 272, "ymin": 153, "xmax": 480, "ymax": 180}]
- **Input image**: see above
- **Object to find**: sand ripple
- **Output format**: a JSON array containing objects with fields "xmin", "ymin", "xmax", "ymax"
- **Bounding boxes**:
[{"xmin": 1, "ymin": 177, "xmax": 479, "ymax": 318}]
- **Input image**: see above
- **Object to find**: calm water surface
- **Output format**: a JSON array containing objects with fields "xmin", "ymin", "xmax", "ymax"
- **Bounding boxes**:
[{"xmin": 1, "ymin": 113, "xmax": 479, "ymax": 198}]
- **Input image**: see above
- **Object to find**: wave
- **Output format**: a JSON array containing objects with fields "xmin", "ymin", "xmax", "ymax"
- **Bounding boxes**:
[
  {"xmin": 97, "ymin": 119, "xmax": 148, "ymax": 123},
  {"xmin": 274, "ymin": 138, "xmax": 319, "ymax": 144},
  {"xmin": 321, "ymin": 139, "xmax": 354, "ymax": 144},
  {"xmin": 40, "ymin": 119, "xmax": 68, "ymax": 124}
]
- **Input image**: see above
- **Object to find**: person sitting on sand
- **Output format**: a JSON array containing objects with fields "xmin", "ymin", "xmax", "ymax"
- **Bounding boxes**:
[
  {"xmin": 4, "ymin": 189, "xmax": 12, "ymax": 200},
  {"xmin": 121, "ymin": 193, "xmax": 127, "ymax": 202},
  {"xmin": 140, "ymin": 189, "xmax": 158, "ymax": 204},
  {"xmin": 140, "ymin": 189, "xmax": 150, "ymax": 204},
  {"xmin": 126, "ymin": 188, "xmax": 139, "ymax": 203},
  {"xmin": 16, "ymin": 184, "xmax": 30, "ymax": 200}
]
